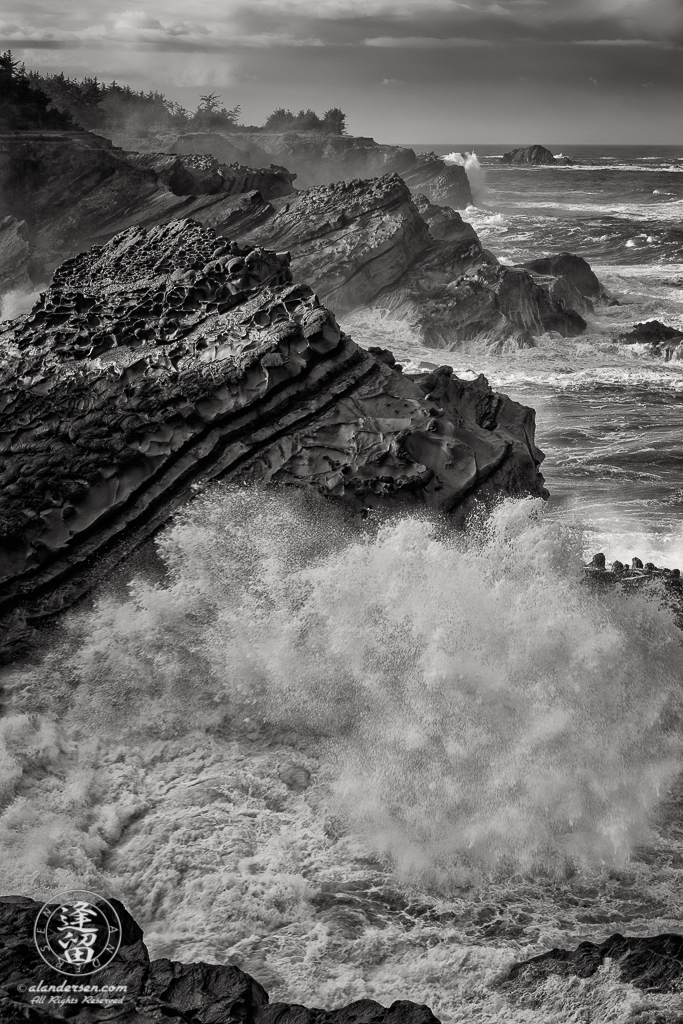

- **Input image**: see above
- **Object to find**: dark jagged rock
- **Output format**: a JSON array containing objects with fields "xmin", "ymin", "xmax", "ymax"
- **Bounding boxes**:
[
  {"xmin": 0, "ymin": 894, "xmax": 266, "ymax": 1023},
  {"xmin": 373, "ymin": 242, "xmax": 587, "ymax": 351},
  {"xmin": 502, "ymin": 145, "xmax": 572, "ymax": 166},
  {"xmin": 507, "ymin": 932, "xmax": 683, "ymax": 994},
  {"xmin": 583, "ymin": 552, "xmax": 683, "ymax": 629},
  {"xmin": 522, "ymin": 252, "xmax": 605, "ymax": 301},
  {"xmin": 0, "ymin": 219, "xmax": 547, "ymax": 636},
  {"xmin": 519, "ymin": 251, "xmax": 611, "ymax": 317},
  {"xmin": 256, "ymin": 1002, "xmax": 441, "ymax": 1024},
  {"xmin": 0, "ymin": 129, "xmax": 591, "ymax": 350},
  {"xmin": 0, "ymin": 130, "xmax": 298, "ymax": 285},
  {"xmin": 245, "ymin": 175, "xmax": 432, "ymax": 315},
  {"xmin": 0, "ymin": 895, "xmax": 440, "ymax": 1024},
  {"xmin": 585, "ymin": 551, "xmax": 683, "ymax": 587},
  {"xmin": 124, "ymin": 152, "xmax": 295, "ymax": 200},
  {"xmin": 241, "ymin": 177, "xmax": 587, "ymax": 348},
  {"xmin": 168, "ymin": 131, "xmax": 473, "ymax": 209},
  {"xmin": 618, "ymin": 320, "xmax": 683, "ymax": 360},
  {"xmin": 412, "ymin": 194, "xmax": 479, "ymax": 243},
  {"xmin": 398, "ymin": 152, "xmax": 473, "ymax": 208}
]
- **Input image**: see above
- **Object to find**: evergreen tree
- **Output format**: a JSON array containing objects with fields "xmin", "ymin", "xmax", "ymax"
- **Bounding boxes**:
[{"xmin": 0, "ymin": 50, "xmax": 74, "ymax": 130}]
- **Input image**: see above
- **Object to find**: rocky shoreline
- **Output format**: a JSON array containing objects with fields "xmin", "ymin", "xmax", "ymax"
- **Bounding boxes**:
[
  {"xmin": 2, "ymin": 896, "xmax": 681, "ymax": 1023},
  {"xmin": 0, "ymin": 127, "xmax": 594, "ymax": 350},
  {"xmin": 0, "ymin": 895, "xmax": 440, "ymax": 1024}
]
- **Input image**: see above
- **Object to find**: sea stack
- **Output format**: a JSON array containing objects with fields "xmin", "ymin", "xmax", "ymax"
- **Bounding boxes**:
[{"xmin": 502, "ymin": 145, "xmax": 573, "ymax": 166}]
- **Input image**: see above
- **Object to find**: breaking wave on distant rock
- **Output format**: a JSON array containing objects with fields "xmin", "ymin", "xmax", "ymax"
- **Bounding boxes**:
[{"xmin": 442, "ymin": 152, "xmax": 487, "ymax": 203}]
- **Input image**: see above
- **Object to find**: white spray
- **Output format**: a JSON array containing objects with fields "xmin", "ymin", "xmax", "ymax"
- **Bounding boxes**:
[{"xmin": 443, "ymin": 151, "xmax": 487, "ymax": 203}]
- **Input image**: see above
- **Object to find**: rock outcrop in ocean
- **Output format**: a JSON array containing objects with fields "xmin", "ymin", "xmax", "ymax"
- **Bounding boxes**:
[
  {"xmin": 507, "ymin": 932, "xmax": 683, "ymax": 993},
  {"xmin": 0, "ymin": 128, "xmax": 591, "ymax": 350},
  {"xmin": 520, "ymin": 251, "xmax": 610, "ymax": 316},
  {"xmin": 618, "ymin": 319, "xmax": 683, "ymax": 360},
  {"xmin": 502, "ymin": 145, "xmax": 573, "ymax": 166},
  {"xmin": 0, "ymin": 895, "xmax": 442, "ymax": 1024},
  {"xmin": 0, "ymin": 219, "xmax": 548, "ymax": 640}
]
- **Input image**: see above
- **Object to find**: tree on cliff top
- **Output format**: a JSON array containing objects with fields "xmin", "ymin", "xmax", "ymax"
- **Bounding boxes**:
[
  {"xmin": 262, "ymin": 106, "xmax": 347, "ymax": 134},
  {"xmin": 191, "ymin": 93, "xmax": 242, "ymax": 131},
  {"xmin": 23, "ymin": 72, "xmax": 243, "ymax": 135},
  {"xmin": 0, "ymin": 51, "xmax": 75, "ymax": 130}
]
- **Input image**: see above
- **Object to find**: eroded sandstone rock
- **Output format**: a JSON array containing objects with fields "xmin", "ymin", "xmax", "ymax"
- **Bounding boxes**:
[
  {"xmin": 0, "ymin": 219, "xmax": 546, "ymax": 636},
  {"xmin": 0, "ymin": 128, "xmax": 593, "ymax": 351},
  {"xmin": 412, "ymin": 194, "xmax": 479, "ymax": 243},
  {"xmin": 125, "ymin": 151, "xmax": 295, "ymax": 200},
  {"xmin": 168, "ymin": 131, "xmax": 473, "ymax": 208},
  {"xmin": 236, "ymin": 177, "xmax": 587, "ymax": 348},
  {"xmin": 0, "ymin": 131, "xmax": 289, "ymax": 285}
]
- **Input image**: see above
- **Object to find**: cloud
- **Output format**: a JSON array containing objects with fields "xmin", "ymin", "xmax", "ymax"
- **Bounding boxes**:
[
  {"xmin": 381, "ymin": 77, "xmax": 400, "ymax": 85},
  {"xmin": 572, "ymin": 37, "xmax": 681, "ymax": 47},
  {"xmin": 0, "ymin": 14, "xmax": 326, "ymax": 52},
  {"xmin": 588, "ymin": 76, "xmax": 598, "ymax": 84},
  {"xmin": 364, "ymin": 35, "xmax": 498, "ymax": 47}
]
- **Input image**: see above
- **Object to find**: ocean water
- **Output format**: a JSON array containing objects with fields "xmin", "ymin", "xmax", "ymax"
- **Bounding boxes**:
[{"xmin": 2, "ymin": 146, "xmax": 683, "ymax": 1023}]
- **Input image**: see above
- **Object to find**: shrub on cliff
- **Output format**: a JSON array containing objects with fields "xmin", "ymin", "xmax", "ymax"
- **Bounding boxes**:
[{"xmin": 263, "ymin": 106, "xmax": 347, "ymax": 133}]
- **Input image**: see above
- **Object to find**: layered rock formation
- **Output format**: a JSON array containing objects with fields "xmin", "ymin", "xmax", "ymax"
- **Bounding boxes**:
[
  {"xmin": 507, "ymin": 932, "xmax": 683, "ymax": 993},
  {"xmin": 502, "ymin": 145, "xmax": 572, "ymax": 166},
  {"xmin": 169, "ymin": 131, "xmax": 473, "ymax": 208},
  {"xmin": 0, "ymin": 126, "xmax": 593, "ymax": 351},
  {"xmin": 0, "ymin": 130, "xmax": 293, "ymax": 285},
  {"xmin": 124, "ymin": 151, "xmax": 295, "ymax": 200},
  {"xmin": 0, "ymin": 219, "xmax": 547, "ymax": 639},
  {"xmin": 0, "ymin": 895, "xmax": 441, "ymax": 1024},
  {"xmin": 214, "ymin": 176, "xmax": 587, "ymax": 347}
]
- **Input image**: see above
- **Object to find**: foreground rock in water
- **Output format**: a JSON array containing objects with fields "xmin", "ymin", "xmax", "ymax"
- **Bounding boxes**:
[
  {"xmin": 507, "ymin": 932, "xmax": 683, "ymax": 993},
  {"xmin": 584, "ymin": 552, "xmax": 683, "ymax": 626},
  {"xmin": 520, "ymin": 251, "xmax": 610, "ymax": 317},
  {"xmin": 618, "ymin": 319, "xmax": 683, "ymax": 360},
  {"xmin": 501, "ymin": 145, "xmax": 572, "ymax": 166},
  {"xmin": 0, "ymin": 895, "xmax": 441, "ymax": 1024},
  {"xmin": 168, "ymin": 130, "xmax": 474, "ymax": 209},
  {"xmin": 0, "ymin": 219, "xmax": 546, "ymax": 633}
]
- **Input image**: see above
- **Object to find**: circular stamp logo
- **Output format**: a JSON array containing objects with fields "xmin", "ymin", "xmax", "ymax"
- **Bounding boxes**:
[{"xmin": 33, "ymin": 890, "xmax": 122, "ymax": 976}]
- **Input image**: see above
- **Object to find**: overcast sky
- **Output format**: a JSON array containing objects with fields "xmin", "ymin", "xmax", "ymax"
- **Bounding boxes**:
[{"xmin": 2, "ymin": 0, "xmax": 682, "ymax": 143}]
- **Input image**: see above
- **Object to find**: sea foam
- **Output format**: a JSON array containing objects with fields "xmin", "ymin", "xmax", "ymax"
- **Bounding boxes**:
[{"xmin": 2, "ymin": 489, "xmax": 681, "ymax": 887}]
